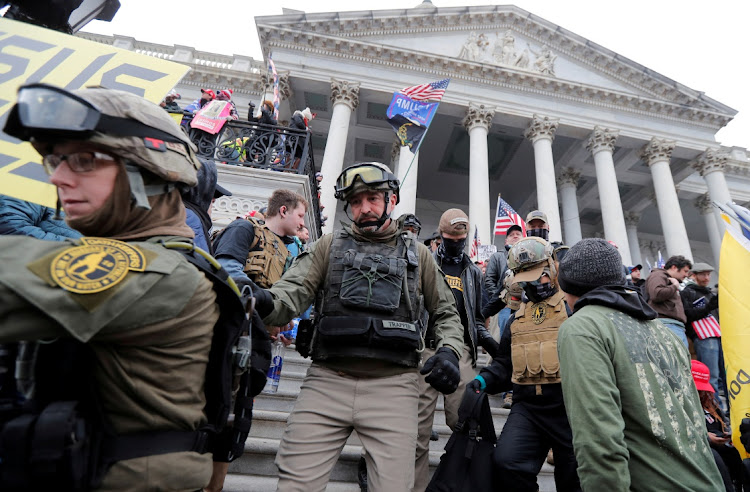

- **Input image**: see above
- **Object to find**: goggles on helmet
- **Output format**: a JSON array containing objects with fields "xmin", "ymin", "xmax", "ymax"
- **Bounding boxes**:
[
  {"xmin": 5, "ymin": 83, "xmax": 184, "ymax": 145},
  {"xmin": 334, "ymin": 163, "xmax": 398, "ymax": 200}
]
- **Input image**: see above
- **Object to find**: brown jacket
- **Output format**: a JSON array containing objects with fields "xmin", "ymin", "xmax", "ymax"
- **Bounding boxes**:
[{"xmin": 645, "ymin": 268, "xmax": 686, "ymax": 323}]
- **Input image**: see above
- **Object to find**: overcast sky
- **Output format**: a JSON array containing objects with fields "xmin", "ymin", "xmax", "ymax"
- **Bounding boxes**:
[{"xmin": 85, "ymin": 0, "xmax": 749, "ymax": 149}]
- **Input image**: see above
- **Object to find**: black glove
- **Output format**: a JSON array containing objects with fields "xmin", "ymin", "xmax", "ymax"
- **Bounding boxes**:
[
  {"xmin": 420, "ymin": 347, "xmax": 460, "ymax": 394},
  {"xmin": 740, "ymin": 417, "xmax": 750, "ymax": 454},
  {"xmin": 707, "ymin": 295, "xmax": 719, "ymax": 312},
  {"xmin": 477, "ymin": 327, "xmax": 501, "ymax": 359},
  {"xmin": 465, "ymin": 378, "xmax": 482, "ymax": 394},
  {"xmin": 235, "ymin": 277, "xmax": 274, "ymax": 318}
]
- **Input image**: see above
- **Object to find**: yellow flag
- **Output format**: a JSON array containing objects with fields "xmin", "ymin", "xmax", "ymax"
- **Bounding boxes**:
[
  {"xmin": 0, "ymin": 18, "xmax": 189, "ymax": 207},
  {"xmin": 719, "ymin": 226, "xmax": 750, "ymax": 459}
]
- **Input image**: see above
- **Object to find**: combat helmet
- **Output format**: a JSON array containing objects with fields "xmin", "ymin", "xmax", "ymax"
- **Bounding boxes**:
[
  {"xmin": 334, "ymin": 162, "xmax": 400, "ymax": 204},
  {"xmin": 401, "ymin": 213, "xmax": 422, "ymax": 235},
  {"xmin": 4, "ymin": 83, "xmax": 202, "ymax": 209},
  {"xmin": 507, "ymin": 236, "xmax": 556, "ymax": 283}
]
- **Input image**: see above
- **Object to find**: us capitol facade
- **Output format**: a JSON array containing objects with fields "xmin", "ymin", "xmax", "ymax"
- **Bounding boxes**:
[{"xmin": 79, "ymin": 2, "xmax": 750, "ymax": 272}]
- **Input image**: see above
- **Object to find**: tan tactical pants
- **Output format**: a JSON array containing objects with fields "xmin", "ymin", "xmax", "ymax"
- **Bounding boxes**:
[
  {"xmin": 275, "ymin": 364, "xmax": 419, "ymax": 492},
  {"xmin": 412, "ymin": 345, "xmax": 477, "ymax": 492}
]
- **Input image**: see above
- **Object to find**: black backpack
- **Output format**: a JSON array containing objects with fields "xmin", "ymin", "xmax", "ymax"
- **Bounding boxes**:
[
  {"xmin": 426, "ymin": 390, "xmax": 497, "ymax": 492},
  {"xmin": 0, "ymin": 242, "xmax": 272, "ymax": 491}
]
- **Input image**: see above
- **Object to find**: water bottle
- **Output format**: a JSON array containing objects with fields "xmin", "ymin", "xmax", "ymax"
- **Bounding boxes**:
[
  {"xmin": 280, "ymin": 317, "xmax": 300, "ymax": 341},
  {"xmin": 263, "ymin": 339, "xmax": 285, "ymax": 394}
]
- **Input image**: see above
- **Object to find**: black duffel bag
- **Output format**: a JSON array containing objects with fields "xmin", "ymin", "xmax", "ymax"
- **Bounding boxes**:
[{"xmin": 426, "ymin": 389, "xmax": 496, "ymax": 492}]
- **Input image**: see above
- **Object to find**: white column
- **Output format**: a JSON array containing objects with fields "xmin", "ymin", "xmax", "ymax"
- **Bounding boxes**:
[
  {"xmin": 624, "ymin": 212, "xmax": 643, "ymax": 266},
  {"xmin": 524, "ymin": 115, "xmax": 562, "ymax": 243},
  {"xmin": 586, "ymin": 127, "xmax": 632, "ymax": 265},
  {"xmin": 464, "ymin": 103, "xmax": 495, "ymax": 247},
  {"xmin": 695, "ymin": 193, "xmax": 722, "ymax": 266},
  {"xmin": 692, "ymin": 149, "xmax": 732, "ymax": 237},
  {"xmin": 393, "ymin": 146, "xmax": 419, "ymax": 216},
  {"xmin": 639, "ymin": 138, "xmax": 693, "ymax": 261},
  {"xmin": 557, "ymin": 167, "xmax": 583, "ymax": 245},
  {"xmin": 318, "ymin": 79, "xmax": 359, "ymax": 234}
]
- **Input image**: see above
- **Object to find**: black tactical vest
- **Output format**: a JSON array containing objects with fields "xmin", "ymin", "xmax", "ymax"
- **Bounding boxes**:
[{"xmin": 311, "ymin": 229, "xmax": 423, "ymax": 367}]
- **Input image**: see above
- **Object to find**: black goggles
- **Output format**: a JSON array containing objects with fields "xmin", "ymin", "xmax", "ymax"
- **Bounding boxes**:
[
  {"xmin": 4, "ymin": 83, "xmax": 184, "ymax": 144},
  {"xmin": 334, "ymin": 164, "xmax": 397, "ymax": 196}
]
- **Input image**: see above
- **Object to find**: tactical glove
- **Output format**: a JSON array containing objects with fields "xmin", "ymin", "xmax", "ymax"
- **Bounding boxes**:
[
  {"xmin": 420, "ymin": 347, "xmax": 460, "ymax": 394},
  {"xmin": 740, "ymin": 417, "xmax": 750, "ymax": 454},
  {"xmin": 477, "ymin": 328, "xmax": 502, "ymax": 359},
  {"xmin": 235, "ymin": 277, "xmax": 274, "ymax": 318},
  {"xmin": 465, "ymin": 378, "xmax": 482, "ymax": 394}
]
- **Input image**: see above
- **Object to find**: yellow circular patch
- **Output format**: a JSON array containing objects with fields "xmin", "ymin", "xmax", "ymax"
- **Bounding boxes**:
[
  {"xmin": 531, "ymin": 302, "xmax": 547, "ymax": 325},
  {"xmin": 50, "ymin": 238, "xmax": 146, "ymax": 294}
]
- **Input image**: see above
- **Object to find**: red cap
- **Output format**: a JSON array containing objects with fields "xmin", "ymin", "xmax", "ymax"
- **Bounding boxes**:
[
  {"xmin": 217, "ymin": 89, "xmax": 233, "ymax": 100},
  {"xmin": 691, "ymin": 360, "xmax": 714, "ymax": 393},
  {"xmin": 201, "ymin": 88, "xmax": 215, "ymax": 99}
]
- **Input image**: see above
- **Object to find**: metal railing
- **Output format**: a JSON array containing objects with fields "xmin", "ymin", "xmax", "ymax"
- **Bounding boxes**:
[{"xmin": 179, "ymin": 115, "xmax": 322, "ymax": 236}]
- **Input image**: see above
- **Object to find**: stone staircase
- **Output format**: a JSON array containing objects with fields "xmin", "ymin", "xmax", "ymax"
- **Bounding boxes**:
[{"xmin": 225, "ymin": 349, "xmax": 557, "ymax": 491}]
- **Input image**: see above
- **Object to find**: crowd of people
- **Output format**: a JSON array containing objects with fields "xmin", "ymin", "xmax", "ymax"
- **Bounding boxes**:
[{"xmin": 0, "ymin": 84, "xmax": 748, "ymax": 492}]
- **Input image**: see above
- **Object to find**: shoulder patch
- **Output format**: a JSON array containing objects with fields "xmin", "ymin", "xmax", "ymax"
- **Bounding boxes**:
[{"xmin": 49, "ymin": 237, "xmax": 146, "ymax": 294}]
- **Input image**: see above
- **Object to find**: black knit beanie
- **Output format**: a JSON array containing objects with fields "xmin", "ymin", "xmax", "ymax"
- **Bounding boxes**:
[{"xmin": 558, "ymin": 238, "xmax": 625, "ymax": 296}]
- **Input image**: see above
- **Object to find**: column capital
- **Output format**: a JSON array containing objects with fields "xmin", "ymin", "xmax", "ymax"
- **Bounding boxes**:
[
  {"xmin": 524, "ymin": 114, "xmax": 559, "ymax": 143},
  {"xmin": 463, "ymin": 103, "xmax": 495, "ymax": 131},
  {"xmin": 624, "ymin": 212, "xmax": 641, "ymax": 227},
  {"xmin": 279, "ymin": 74, "xmax": 293, "ymax": 100},
  {"xmin": 390, "ymin": 139, "xmax": 401, "ymax": 163},
  {"xmin": 694, "ymin": 193, "xmax": 714, "ymax": 215},
  {"xmin": 691, "ymin": 148, "xmax": 729, "ymax": 177},
  {"xmin": 639, "ymin": 137, "xmax": 676, "ymax": 166},
  {"xmin": 330, "ymin": 79, "xmax": 360, "ymax": 110},
  {"xmin": 586, "ymin": 126, "xmax": 619, "ymax": 155},
  {"xmin": 557, "ymin": 167, "xmax": 581, "ymax": 188}
]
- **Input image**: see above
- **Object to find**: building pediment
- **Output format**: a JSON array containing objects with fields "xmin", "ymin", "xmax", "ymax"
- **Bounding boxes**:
[{"xmin": 256, "ymin": 5, "xmax": 736, "ymax": 129}]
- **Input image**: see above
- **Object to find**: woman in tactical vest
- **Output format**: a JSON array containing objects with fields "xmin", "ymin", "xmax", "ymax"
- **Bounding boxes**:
[
  {"xmin": 0, "ymin": 84, "xmax": 221, "ymax": 491},
  {"xmin": 465, "ymin": 237, "xmax": 582, "ymax": 492}
]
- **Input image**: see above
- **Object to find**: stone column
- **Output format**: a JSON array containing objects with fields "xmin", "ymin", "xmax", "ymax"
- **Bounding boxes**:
[
  {"xmin": 464, "ymin": 104, "xmax": 495, "ymax": 246},
  {"xmin": 639, "ymin": 138, "xmax": 693, "ymax": 261},
  {"xmin": 524, "ymin": 115, "xmax": 562, "ymax": 243},
  {"xmin": 393, "ymin": 146, "xmax": 419, "ymax": 216},
  {"xmin": 624, "ymin": 212, "xmax": 643, "ymax": 266},
  {"xmin": 586, "ymin": 126, "xmax": 632, "ymax": 265},
  {"xmin": 557, "ymin": 167, "xmax": 583, "ymax": 245},
  {"xmin": 319, "ymin": 79, "xmax": 360, "ymax": 234},
  {"xmin": 692, "ymin": 149, "xmax": 732, "ymax": 237},
  {"xmin": 695, "ymin": 194, "xmax": 722, "ymax": 266}
]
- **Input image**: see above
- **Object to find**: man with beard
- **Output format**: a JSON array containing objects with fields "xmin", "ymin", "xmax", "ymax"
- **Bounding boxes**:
[
  {"xmin": 247, "ymin": 162, "xmax": 464, "ymax": 492},
  {"xmin": 466, "ymin": 237, "xmax": 581, "ymax": 492}
]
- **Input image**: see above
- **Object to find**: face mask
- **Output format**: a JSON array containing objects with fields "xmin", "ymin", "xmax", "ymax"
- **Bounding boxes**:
[
  {"xmin": 441, "ymin": 237, "xmax": 466, "ymax": 258},
  {"xmin": 527, "ymin": 228, "xmax": 549, "ymax": 241},
  {"xmin": 522, "ymin": 279, "xmax": 557, "ymax": 302}
]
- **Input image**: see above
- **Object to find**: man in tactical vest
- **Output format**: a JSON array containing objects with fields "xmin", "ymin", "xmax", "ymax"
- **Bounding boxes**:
[
  {"xmin": 249, "ymin": 162, "xmax": 465, "ymax": 492},
  {"xmin": 413, "ymin": 208, "xmax": 501, "ymax": 492},
  {"xmin": 466, "ymin": 237, "xmax": 581, "ymax": 492},
  {"xmin": 0, "ymin": 84, "xmax": 229, "ymax": 491}
]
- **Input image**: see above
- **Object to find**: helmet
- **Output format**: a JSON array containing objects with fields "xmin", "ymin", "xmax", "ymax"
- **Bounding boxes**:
[
  {"xmin": 334, "ymin": 162, "xmax": 400, "ymax": 203},
  {"xmin": 401, "ymin": 213, "xmax": 422, "ymax": 235},
  {"xmin": 5, "ymin": 83, "xmax": 201, "ymax": 188},
  {"xmin": 507, "ymin": 237, "xmax": 556, "ymax": 282}
]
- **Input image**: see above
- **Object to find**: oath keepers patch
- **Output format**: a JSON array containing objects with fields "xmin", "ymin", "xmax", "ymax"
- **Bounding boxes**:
[
  {"xmin": 382, "ymin": 320, "xmax": 417, "ymax": 332},
  {"xmin": 50, "ymin": 238, "xmax": 146, "ymax": 294},
  {"xmin": 531, "ymin": 302, "xmax": 548, "ymax": 325}
]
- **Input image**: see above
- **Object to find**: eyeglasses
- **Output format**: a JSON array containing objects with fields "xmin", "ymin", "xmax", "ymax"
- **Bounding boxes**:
[{"xmin": 42, "ymin": 151, "xmax": 116, "ymax": 175}]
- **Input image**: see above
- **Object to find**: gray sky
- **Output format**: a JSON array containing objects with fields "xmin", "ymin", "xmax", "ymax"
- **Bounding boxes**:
[{"xmin": 86, "ymin": 0, "xmax": 749, "ymax": 149}]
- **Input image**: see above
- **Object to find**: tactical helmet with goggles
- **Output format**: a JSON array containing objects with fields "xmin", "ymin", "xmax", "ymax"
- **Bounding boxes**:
[
  {"xmin": 334, "ymin": 162, "xmax": 400, "ymax": 204},
  {"xmin": 402, "ymin": 213, "xmax": 422, "ymax": 235},
  {"xmin": 4, "ymin": 83, "xmax": 201, "ymax": 209},
  {"xmin": 508, "ymin": 236, "xmax": 556, "ymax": 283}
]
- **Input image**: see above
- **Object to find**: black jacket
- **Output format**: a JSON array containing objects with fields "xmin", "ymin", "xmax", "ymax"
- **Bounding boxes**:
[
  {"xmin": 680, "ymin": 282, "xmax": 719, "ymax": 338},
  {"xmin": 431, "ymin": 251, "xmax": 492, "ymax": 365}
]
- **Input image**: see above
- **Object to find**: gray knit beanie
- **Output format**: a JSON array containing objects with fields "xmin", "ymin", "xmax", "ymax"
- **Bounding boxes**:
[{"xmin": 558, "ymin": 238, "xmax": 625, "ymax": 296}]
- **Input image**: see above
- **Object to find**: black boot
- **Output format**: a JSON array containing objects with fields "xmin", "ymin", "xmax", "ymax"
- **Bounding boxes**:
[{"xmin": 358, "ymin": 456, "xmax": 368, "ymax": 491}]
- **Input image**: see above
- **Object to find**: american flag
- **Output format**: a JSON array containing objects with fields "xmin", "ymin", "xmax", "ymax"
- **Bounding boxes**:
[
  {"xmin": 400, "ymin": 78, "xmax": 450, "ymax": 102},
  {"xmin": 268, "ymin": 55, "xmax": 280, "ymax": 120},
  {"xmin": 692, "ymin": 315, "xmax": 721, "ymax": 339},
  {"xmin": 656, "ymin": 250, "xmax": 665, "ymax": 269},
  {"xmin": 470, "ymin": 226, "xmax": 480, "ymax": 258},
  {"xmin": 494, "ymin": 196, "xmax": 526, "ymax": 236}
]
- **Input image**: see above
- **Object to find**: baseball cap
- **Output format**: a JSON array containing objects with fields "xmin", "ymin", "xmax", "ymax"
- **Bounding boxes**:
[
  {"xmin": 439, "ymin": 209, "xmax": 469, "ymax": 236},
  {"xmin": 629, "ymin": 264, "xmax": 642, "ymax": 273},
  {"xmin": 217, "ymin": 89, "xmax": 233, "ymax": 100},
  {"xmin": 423, "ymin": 229, "xmax": 440, "ymax": 246},
  {"xmin": 214, "ymin": 183, "xmax": 232, "ymax": 199},
  {"xmin": 507, "ymin": 224, "xmax": 523, "ymax": 235},
  {"xmin": 526, "ymin": 210, "xmax": 548, "ymax": 225},
  {"xmin": 691, "ymin": 262, "xmax": 715, "ymax": 273},
  {"xmin": 513, "ymin": 263, "xmax": 546, "ymax": 283},
  {"xmin": 201, "ymin": 88, "xmax": 216, "ymax": 99},
  {"xmin": 691, "ymin": 360, "xmax": 714, "ymax": 393}
]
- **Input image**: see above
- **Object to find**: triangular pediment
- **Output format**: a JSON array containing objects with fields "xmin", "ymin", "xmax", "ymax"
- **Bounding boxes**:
[{"xmin": 256, "ymin": 5, "xmax": 736, "ymax": 127}]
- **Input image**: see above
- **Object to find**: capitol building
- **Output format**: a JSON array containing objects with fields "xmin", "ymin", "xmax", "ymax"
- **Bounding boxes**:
[{"xmin": 80, "ymin": 2, "xmax": 750, "ymax": 271}]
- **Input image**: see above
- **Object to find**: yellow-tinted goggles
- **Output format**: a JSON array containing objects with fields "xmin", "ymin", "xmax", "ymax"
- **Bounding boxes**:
[{"xmin": 335, "ymin": 164, "xmax": 394, "ymax": 192}]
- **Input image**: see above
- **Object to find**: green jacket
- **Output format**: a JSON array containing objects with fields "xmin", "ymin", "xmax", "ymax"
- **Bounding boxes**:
[
  {"xmin": 0, "ymin": 235, "xmax": 218, "ymax": 492},
  {"xmin": 558, "ymin": 288, "xmax": 723, "ymax": 492},
  {"xmin": 263, "ymin": 220, "xmax": 464, "ymax": 377}
]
